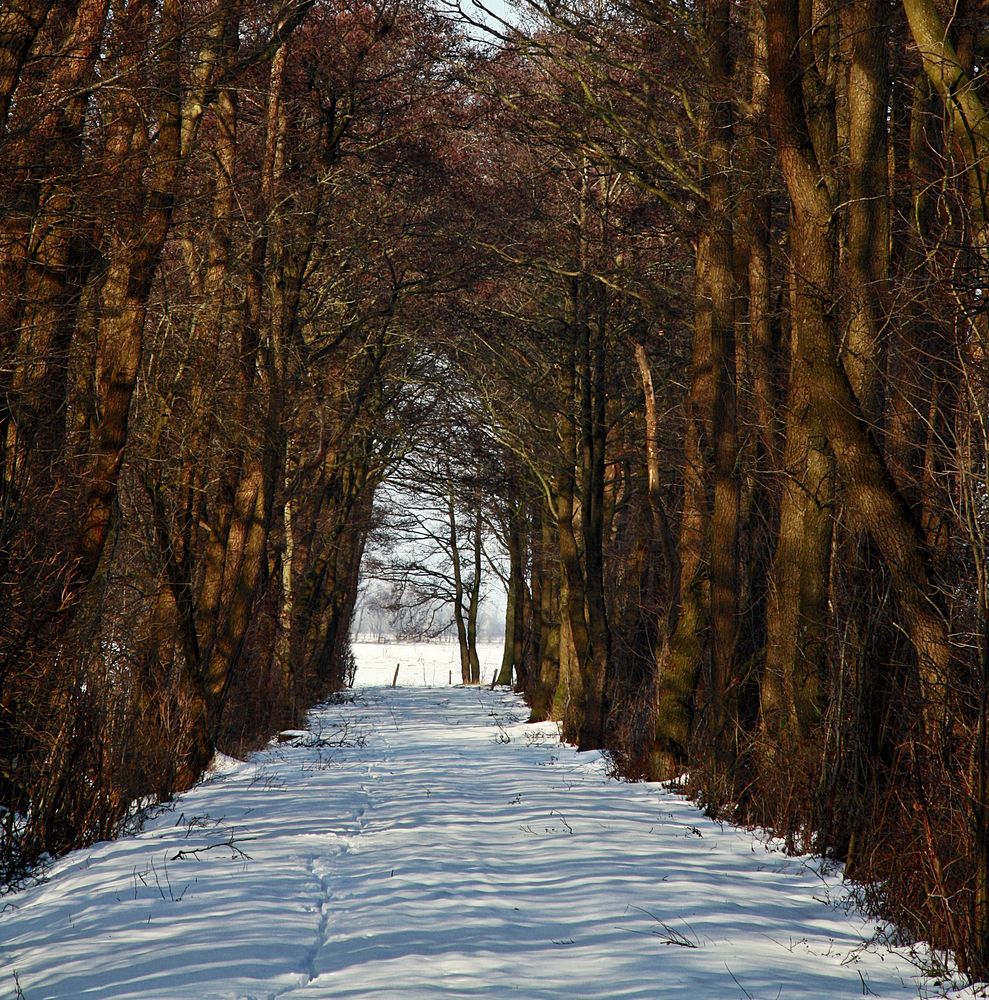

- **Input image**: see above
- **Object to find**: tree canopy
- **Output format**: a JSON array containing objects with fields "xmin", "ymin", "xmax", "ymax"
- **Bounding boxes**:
[{"xmin": 3, "ymin": 0, "xmax": 989, "ymax": 979}]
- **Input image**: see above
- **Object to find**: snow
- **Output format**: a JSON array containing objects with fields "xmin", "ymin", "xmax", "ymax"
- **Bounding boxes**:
[
  {"xmin": 350, "ymin": 640, "xmax": 504, "ymax": 687},
  {"xmin": 0, "ymin": 642, "xmax": 975, "ymax": 999}
]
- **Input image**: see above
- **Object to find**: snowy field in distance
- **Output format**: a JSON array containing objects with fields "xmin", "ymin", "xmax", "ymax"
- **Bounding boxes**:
[
  {"xmin": 0, "ymin": 641, "xmax": 979, "ymax": 999},
  {"xmin": 351, "ymin": 640, "xmax": 503, "ymax": 687}
]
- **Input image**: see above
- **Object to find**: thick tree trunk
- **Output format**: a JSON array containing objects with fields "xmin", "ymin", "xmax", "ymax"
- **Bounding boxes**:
[
  {"xmin": 976, "ymin": 598, "xmax": 989, "ymax": 981},
  {"xmin": 652, "ymin": 0, "xmax": 739, "ymax": 778},
  {"xmin": 703, "ymin": 0, "xmax": 740, "ymax": 775},
  {"xmin": 844, "ymin": 0, "xmax": 890, "ymax": 422},
  {"xmin": 304, "ymin": 482, "xmax": 375, "ymax": 691},
  {"xmin": 553, "ymin": 324, "xmax": 602, "ymax": 745},
  {"xmin": 0, "ymin": 0, "xmax": 55, "ymax": 134},
  {"xmin": 529, "ymin": 503, "xmax": 562, "ymax": 721},
  {"xmin": 4, "ymin": 0, "xmax": 108, "ymax": 494},
  {"xmin": 578, "ymin": 305, "xmax": 611, "ymax": 749},
  {"xmin": 651, "ymin": 241, "xmax": 712, "ymax": 779},
  {"xmin": 75, "ymin": 8, "xmax": 161, "ymax": 573},
  {"xmin": 740, "ymin": 1, "xmax": 779, "ymax": 474},
  {"xmin": 633, "ymin": 340, "xmax": 678, "ymax": 611},
  {"xmin": 902, "ymin": 0, "xmax": 989, "ymax": 237},
  {"xmin": 766, "ymin": 0, "xmax": 952, "ymax": 746},
  {"xmin": 888, "ymin": 73, "xmax": 941, "ymax": 504},
  {"xmin": 760, "ymin": 0, "xmax": 840, "ymax": 752}
]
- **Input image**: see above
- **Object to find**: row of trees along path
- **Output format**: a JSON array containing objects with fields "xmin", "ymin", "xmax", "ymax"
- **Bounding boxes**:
[{"xmin": 3, "ymin": 0, "xmax": 989, "ymax": 981}]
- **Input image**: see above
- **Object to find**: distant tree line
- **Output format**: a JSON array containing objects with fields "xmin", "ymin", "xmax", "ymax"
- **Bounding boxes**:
[{"xmin": 4, "ymin": 0, "xmax": 989, "ymax": 981}]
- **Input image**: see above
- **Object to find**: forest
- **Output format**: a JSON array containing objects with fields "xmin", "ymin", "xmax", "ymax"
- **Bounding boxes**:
[{"xmin": 2, "ymin": 0, "xmax": 989, "ymax": 982}]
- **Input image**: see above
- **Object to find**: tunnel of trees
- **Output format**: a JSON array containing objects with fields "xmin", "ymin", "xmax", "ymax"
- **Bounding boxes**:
[{"xmin": 3, "ymin": 0, "xmax": 989, "ymax": 979}]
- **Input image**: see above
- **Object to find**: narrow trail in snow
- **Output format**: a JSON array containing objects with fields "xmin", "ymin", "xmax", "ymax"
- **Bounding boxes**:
[{"xmin": 0, "ymin": 672, "xmax": 963, "ymax": 999}]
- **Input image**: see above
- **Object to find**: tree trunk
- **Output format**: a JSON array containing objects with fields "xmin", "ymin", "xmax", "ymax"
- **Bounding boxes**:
[
  {"xmin": 740, "ymin": 0, "xmax": 779, "ymax": 474},
  {"xmin": 183, "ymin": 40, "xmax": 284, "ymax": 763},
  {"xmin": 766, "ymin": 0, "xmax": 952, "ymax": 746},
  {"xmin": 844, "ymin": 0, "xmax": 890, "ymax": 423},
  {"xmin": 703, "ymin": 0, "xmax": 740, "ymax": 777},
  {"xmin": 497, "ymin": 506, "xmax": 524, "ymax": 686},
  {"xmin": 554, "ymin": 326, "xmax": 599, "ymax": 744},
  {"xmin": 578, "ymin": 301, "xmax": 611, "ymax": 749},
  {"xmin": 467, "ymin": 508, "xmax": 483, "ymax": 684},
  {"xmin": 447, "ymin": 489, "xmax": 472, "ymax": 684},
  {"xmin": 902, "ymin": 0, "xmax": 989, "ymax": 241},
  {"xmin": 0, "ymin": 0, "xmax": 55, "ymax": 134},
  {"xmin": 529, "ymin": 502, "xmax": 561, "ymax": 721},
  {"xmin": 74, "ymin": 0, "xmax": 174, "ymax": 579},
  {"xmin": 651, "ymin": 239, "xmax": 712, "ymax": 779},
  {"xmin": 633, "ymin": 340, "xmax": 678, "ymax": 613}
]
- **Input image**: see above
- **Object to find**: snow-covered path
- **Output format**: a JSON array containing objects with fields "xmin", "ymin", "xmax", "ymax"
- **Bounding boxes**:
[{"xmin": 0, "ymin": 656, "xmax": 964, "ymax": 998}]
